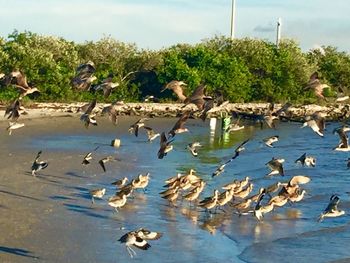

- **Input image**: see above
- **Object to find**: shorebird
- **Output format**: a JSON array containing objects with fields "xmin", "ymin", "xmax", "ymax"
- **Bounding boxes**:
[
  {"xmin": 91, "ymin": 75, "xmax": 119, "ymax": 98},
  {"xmin": 111, "ymin": 177, "xmax": 129, "ymax": 188},
  {"xmin": 31, "ymin": 151, "xmax": 48, "ymax": 176},
  {"xmin": 278, "ymin": 175, "xmax": 311, "ymax": 198},
  {"xmin": 71, "ymin": 61, "xmax": 97, "ymax": 90},
  {"xmin": 6, "ymin": 122, "xmax": 25, "ymax": 135},
  {"xmin": 143, "ymin": 126, "xmax": 160, "ymax": 142},
  {"xmin": 295, "ymin": 153, "xmax": 316, "ymax": 167},
  {"xmin": 225, "ymin": 117, "xmax": 245, "ymax": 132},
  {"xmin": 80, "ymin": 99, "xmax": 98, "ymax": 128},
  {"xmin": 199, "ymin": 190, "xmax": 219, "ymax": 213},
  {"xmin": 89, "ymin": 188, "xmax": 106, "ymax": 203},
  {"xmin": 288, "ymin": 189, "xmax": 307, "ymax": 203},
  {"xmin": 135, "ymin": 228, "xmax": 162, "ymax": 241},
  {"xmin": 101, "ymin": 104, "xmax": 118, "ymax": 125},
  {"xmin": 81, "ymin": 146, "xmax": 99, "ymax": 165},
  {"xmin": 132, "ymin": 173, "xmax": 150, "ymax": 192},
  {"xmin": 158, "ymin": 132, "xmax": 174, "ymax": 159},
  {"xmin": 183, "ymin": 186, "xmax": 204, "ymax": 205},
  {"xmin": 265, "ymin": 182, "xmax": 284, "ymax": 196},
  {"xmin": 263, "ymin": 135, "xmax": 279, "ymax": 148},
  {"xmin": 187, "ymin": 142, "xmax": 202, "ymax": 157},
  {"xmin": 161, "ymin": 80, "xmax": 187, "ymax": 102},
  {"xmin": 108, "ymin": 194, "xmax": 127, "ymax": 212},
  {"xmin": 234, "ymin": 183, "xmax": 254, "ymax": 199},
  {"xmin": 129, "ymin": 118, "xmax": 148, "ymax": 137},
  {"xmin": 118, "ymin": 231, "xmax": 151, "ymax": 258},
  {"xmin": 232, "ymin": 198, "xmax": 252, "ymax": 212},
  {"xmin": 212, "ymin": 163, "xmax": 226, "ymax": 178},
  {"xmin": 301, "ymin": 112, "xmax": 325, "ymax": 137},
  {"xmin": 161, "ymin": 188, "xmax": 179, "ymax": 203},
  {"xmin": 266, "ymin": 157, "xmax": 285, "ymax": 176},
  {"xmin": 268, "ymin": 195, "xmax": 288, "ymax": 207},
  {"xmin": 7, "ymin": 70, "xmax": 40, "ymax": 98},
  {"xmin": 304, "ymin": 72, "xmax": 330, "ymax": 99},
  {"xmin": 318, "ymin": 195, "xmax": 345, "ymax": 222},
  {"xmin": 333, "ymin": 126, "xmax": 350, "ymax": 151},
  {"xmin": 98, "ymin": 156, "xmax": 114, "ymax": 172},
  {"xmin": 168, "ymin": 111, "xmax": 190, "ymax": 137},
  {"xmin": 4, "ymin": 99, "xmax": 22, "ymax": 122},
  {"xmin": 254, "ymin": 190, "xmax": 275, "ymax": 221}
]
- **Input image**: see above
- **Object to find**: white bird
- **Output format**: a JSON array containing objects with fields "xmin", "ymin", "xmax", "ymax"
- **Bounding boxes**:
[{"xmin": 263, "ymin": 135, "xmax": 279, "ymax": 148}]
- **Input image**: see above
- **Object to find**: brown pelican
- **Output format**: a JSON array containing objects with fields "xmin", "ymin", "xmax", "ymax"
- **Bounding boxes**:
[
  {"xmin": 184, "ymin": 84, "xmax": 211, "ymax": 110},
  {"xmin": 90, "ymin": 74, "xmax": 119, "ymax": 98}
]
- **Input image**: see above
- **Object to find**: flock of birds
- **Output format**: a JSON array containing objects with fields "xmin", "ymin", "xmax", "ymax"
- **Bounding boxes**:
[{"xmin": 2, "ymin": 62, "xmax": 350, "ymax": 258}]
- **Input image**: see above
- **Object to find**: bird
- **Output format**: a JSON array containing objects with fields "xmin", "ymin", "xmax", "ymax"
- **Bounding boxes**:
[
  {"xmin": 253, "ymin": 189, "xmax": 275, "ymax": 221},
  {"xmin": 199, "ymin": 190, "xmax": 219, "ymax": 213},
  {"xmin": 118, "ymin": 231, "xmax": 151, "ymax": 258},
  {"xmin": 98, "ymin": 156, "xmax": 114, "ymax": 172},
  {"xmin": 305, "ymin": 72, "xmax": 330, "ymax": 99},
  {"xmin": 111, "ymin": 177, "xmax": 129, "ymax": 188},
  {"xmin": 263, "ymin": 135, "xmax": 279, "ymax": 148},
  {"xmin": 183, "ymin": 84, "xmax": 211, "ymax": 110},
  {"xmin": 81, "ymin": 146, "xmax": 99, "ymax": 165},
  {"xmin": 80, "ymin": 99, "xmax": 98, "ymax": 128},
  {"xmin": 225, "ymin": 117, "xmax": 245, "ymax": 132},
  {"xmin": 89, "ymin": 188, "xmax": 106, "ymax": 203},
  {"xmin": 6, "ymin": 70, "xmax": 40, "ymax": 98},
  {"xmin": 295, "ymin": 153, "xmax": 316, "ymax": 167},
  {"xmin": 226, "ymin": 139, "xmax": 250, "ymax": 162},
  {"xmin": 143, "ymin": 95, "xmax": 160, "ymax": 103},
  {"xmin": 333, "ymin": 126, "xmax": 350, "ymax": 151},
  {"xmin": 318, "ymin": 195, "xmax": 345, "ymax": 222},
  {"xmin": 301, "ymin": 112, "xmax": 325, "ymax": 137},
  {"xmin": 135, "ymin": 228, "xmax": 163, "ymax": 241},
  {"xmin": 158, "ymin": 132, "xmax": 174, "ymax": 159},
  {"xmin": 90, "ymin": 75, "xmax": 119, "ymax": 98},
  {"xmin": 187, "ymin": 142, "xmax": 202, "ymax": 157},
  {"xmin": 212, "ymin": 163, "xmax": 227, "ymax": 178},
  {"xmin": 161, "ymin": 80, "xmax": 187, "ymax": 102},
  {"xmin": 4, "ymin": 98, "xmax": 22, "ymax": 122},
  {"xmin": 129, "ymin": 118, "xmax": 148, "ymax": 137},
  {"xmin": 266, "ymin": 157, "xmax": 285, "ymax": 176},
  {"xmin": 142, "ymin": 126, "xmax": 160, "ymax": 142},
  {"xmin": 278, "ymin": 175, "xmax": 311, "ymax": 198},
  {"xmin": 101, "ymin": 104, "xmax": 118, "ymax": 125},
  {"xmin": 108, "ymin": 194, "xmax": 127, "ymax": 212},
  {"xmin": 168, "ymin": 111, "xmax": 190, "ymax": 137},
  {"xmin": 31, "ymin": 151, "xmax": 48, "ymax": 176},
  {"xmin": 71, "ymin": 61, "xmax": 97, "ymax": 90},
  {"xmin": 6, "ymin": 122, "xmax": 25, "ymax": 135}
]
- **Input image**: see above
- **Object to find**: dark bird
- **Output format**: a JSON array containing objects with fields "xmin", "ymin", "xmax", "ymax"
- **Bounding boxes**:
[
  {"xmin": 71, "ymin": 61, "xmax": 97, "ymax": 90},
  {"xmin": 266, "ymin": 157, "xmax": 285, "ymax": 176},
  {"xmin": 158, "ymin": 132, "xmax": 174, "ymax": 159},
  {"xmin": 143, "ymin": 95, "xmax": 160, "ymax": 103},
  {"xmin": 318, "ymin": 195, "xmax": 345, "ymax": 222},
  {"xmin": 4, "ymin": 98, "xmax": 21, "ymax": 121},
  {"xmin": 184, "ymin": 84, "xmax": 211, "ymax": 110},
  {"xmin": 98, "ymin": 156, "xmax": 114, "ymax": 172},
  {"xmin": 82, "ymin": 146, "xmax": 99, "ymax": 165},
  {"xmin": 161, "ymin": 80, "xmax": 187, "ymax": 101},
  {"xmin": 80, "ymin": 99, "xmax": 98, "ymax": 128},
  {"xmin": 168, "ymin": 111, "xmax": 190, "ymax": 137},
  {"xmin": 31, "ymin": 150, "xmax": 48, "ymax": 176},
  {"xmin": 129, "ymin": 118, "xmax": 148, "ymax": 137}
]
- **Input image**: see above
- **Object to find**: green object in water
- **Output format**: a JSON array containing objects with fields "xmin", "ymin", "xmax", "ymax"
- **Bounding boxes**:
[{"xmin": 222, "ymin": 117, "xmax": 231, "ymax": 131}]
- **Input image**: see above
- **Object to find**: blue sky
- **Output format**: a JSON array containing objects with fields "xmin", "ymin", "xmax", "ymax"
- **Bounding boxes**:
[{"xmin": 0, "ymin": 0, "xmax": 349, "ymax": 51}]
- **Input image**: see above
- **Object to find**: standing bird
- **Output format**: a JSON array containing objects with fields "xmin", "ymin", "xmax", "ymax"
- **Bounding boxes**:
[
  {"xmin": 161, "ymin": 80, "xmax": 187, "ymax": 102},
  {"xmin": 158, "ymin": 132, "xmax": 174, "ymax": 159},
  {"xmin": 263, "ymin": 135, "xmax": 279, "ymax": 148},
  {"xmin": 187, "ymin": 142, "xmax": 202, "ymax": 157},
  {"xmin": 89, "ymin": 188, "xmax": 106, "ymax": 204},
  {"xmin": 111, "ymin": 177, "xmax": 129, "ymax": 188},
  {"xmin": 318, "ymin": 195, "xmax": 345, "ymax": 222},
  {"xmin": 266, "ymin": 157, "xmax": 285, "ymax": 176},
  {"xmin": 80, "ymin": 99, "xmax": 98, "ymax": 128},
  {"xmin": 31, "ymin": 151, "xmax": 48, "ymax": 176},
  {"xmin": 168, "ymin": 111, "xmax": 190, "ymax": 137},
  {"xmin": 129, "ymin": 118, "xmax": 148, "ymax": 137}
]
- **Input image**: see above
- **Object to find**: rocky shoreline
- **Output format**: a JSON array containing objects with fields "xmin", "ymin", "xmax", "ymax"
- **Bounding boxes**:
[{"xmin": 1, "ymin": 102, "xmax": 350, "ymax": 122}]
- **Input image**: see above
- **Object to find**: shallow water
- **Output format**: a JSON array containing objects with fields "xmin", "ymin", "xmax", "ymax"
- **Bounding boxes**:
[{"xmin": 1, "ymin": 116, "xmax": 350, "ymax": 262}]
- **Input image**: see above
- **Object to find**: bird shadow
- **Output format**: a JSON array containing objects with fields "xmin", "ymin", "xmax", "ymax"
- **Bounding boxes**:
[
  {"xmin": 65, "ymin": 171, "xmax": 87, "ymax": 178},
  {"xmin": 49, "ymin": 195, "xmax": 75, "ymax": 201},
  {"xmin": 0, "ymin": 246, "xmax": 39, "ymax": 259},
  {"xmin": 63, "ymin": 203, "xmax": 110, "ymax": 220},
  {"xmin": 0, "ymin": 190, "xmax": 43, "ymax": 202}
]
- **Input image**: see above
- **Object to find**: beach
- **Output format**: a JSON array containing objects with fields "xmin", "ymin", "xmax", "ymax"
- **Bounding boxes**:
[{"xmin": 1, "ymin": 106, "xmax": 350, "ymax": 262}]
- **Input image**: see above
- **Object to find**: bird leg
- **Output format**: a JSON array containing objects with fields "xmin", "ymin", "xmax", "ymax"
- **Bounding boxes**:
[{"xmin": 126, "ymin": 246, "xmax": 136, "ymax": 258}]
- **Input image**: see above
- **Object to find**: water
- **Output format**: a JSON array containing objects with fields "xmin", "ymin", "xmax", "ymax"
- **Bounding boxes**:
[{"xmin": 3, "ymin": 116, "xmax": 350, "ymax": 262}]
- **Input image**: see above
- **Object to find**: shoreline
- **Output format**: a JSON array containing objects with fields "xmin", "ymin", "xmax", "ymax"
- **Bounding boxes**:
[{"xmin": 0, "ymin": 101, "xmax": 349, "ymax": 122}]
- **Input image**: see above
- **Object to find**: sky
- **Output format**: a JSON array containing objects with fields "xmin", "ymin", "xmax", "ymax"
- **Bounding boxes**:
[{"xmin": 0, "ymin": 0, "xmax": 349, "ymax": 51}]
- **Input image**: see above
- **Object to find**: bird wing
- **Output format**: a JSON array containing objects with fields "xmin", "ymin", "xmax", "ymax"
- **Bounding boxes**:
[
  {"xmin": 337, "ymin": 130, "xmax": 349, "ymax": 148},
  {"xmin": 288, "ymin": 175, "xmax": 311, "ymax": 186},
  {"xmin": 295, "ymin": 153, "xmax": 306, "ymax": 164},
  {"xmin": 235, "ymin": 139, "xmax": 250, "ymax": 153},
  {"xmin": 99, "ymin": 159, "xmax": 106, "ymax": 172},
  {"xmin": 85, "ymin": 99, "xmax": 97, "ymax": 115}
]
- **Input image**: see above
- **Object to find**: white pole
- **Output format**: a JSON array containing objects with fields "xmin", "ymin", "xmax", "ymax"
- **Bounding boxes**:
[
  {"xmin": 276, "ymin": 17, "xmax": 282, "ymax": 47},
  {"xmin": 230, "ymin": 0, "xmax": 236, "ymax": 39}
]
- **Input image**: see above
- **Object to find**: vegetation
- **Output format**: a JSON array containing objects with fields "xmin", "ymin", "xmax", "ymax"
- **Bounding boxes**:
[{"xmin": 1, "ymin": 30, "xmax": 350, "ymax": 104}]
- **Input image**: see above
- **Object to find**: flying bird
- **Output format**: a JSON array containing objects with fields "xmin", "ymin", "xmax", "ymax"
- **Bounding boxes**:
[
  {"xmin": 318, "ymin": 195, "xmax": 345, "ymax": 222},
  {"xmin": 305, "ymin": 72, "xmax": 330, "ymax": 99},
  {"xmin": 333, "ymin": 126, "xmax": 350, "ymax": 151},
  {"xmin": 301, "ymin": 112, "xmax": 326, "ymax": 137},
  {"xmin": 129, "ymin": 118, "xmax": 148, "ymax": 137},
  {"xmin": 168, "ymin": 111, "xmax": 190, "ymax": 137},
  {"xmin": 80, "ymin": 99, "xmax": 98, "ymax": 128},
  {"xmin": 263, "ymin": 135, "xmax": 279, "ymax": 148},
  {"xmin": 187, "ymin": 142, "xmax": 202, "ymax": 157},
  {"xmin": 31, "ymin": 150, "xmax": 48, "ymax": 176},
  {"xmin": 295, "ymin": 153, "xmax": 316, "ymax": 167},
  {"xmin": 6, "ymin": 70, "xmax": 40, "ymax": 98},
  {"xmin": 158, "ymin": 132, "xmax": 174, "ymax": 159},
  {"xmin": 266, "ymin": 157, "xmax": 285, "ymax": 176},
  {"xmin": 161, "ymin": 80, "xmax": 187, "ymax": 101},
  {"xmin": 143, "ymin": 126, "xmax": 160, "ymax": 142},
  {"xmin": 98, "ymin": 156, "xmax": 114, "ymax": 172}
]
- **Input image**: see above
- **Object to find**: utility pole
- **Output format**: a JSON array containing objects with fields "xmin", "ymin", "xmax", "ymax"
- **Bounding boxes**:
[
  {"xmin": 230, "ymin": 0, "xmax": 236, "ymax": 39},
  {"xmin": 276, "ymin": 17, "xmax": 282, "ymax": 47}
]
